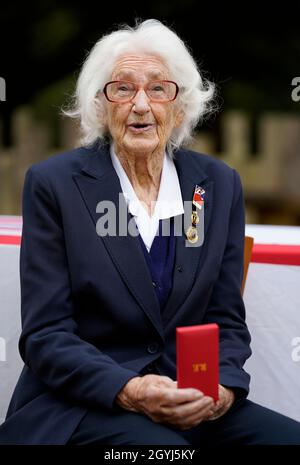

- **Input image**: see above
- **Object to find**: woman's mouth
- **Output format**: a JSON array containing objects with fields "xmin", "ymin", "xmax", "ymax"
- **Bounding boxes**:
[{"xmin": 127, "ymin": 123, "xmax": 155, "ymax": 133}]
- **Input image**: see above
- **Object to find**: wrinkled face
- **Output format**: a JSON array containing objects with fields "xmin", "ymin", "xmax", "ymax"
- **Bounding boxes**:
[{"xmin": 102, "ymin": 54, "xmax": 183, "ymax": 156}]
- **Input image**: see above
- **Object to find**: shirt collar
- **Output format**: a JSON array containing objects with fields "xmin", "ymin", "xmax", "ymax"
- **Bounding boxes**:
[{"xmin": 110, "ymin": 144, "xmax": 184, "ymax": 220}]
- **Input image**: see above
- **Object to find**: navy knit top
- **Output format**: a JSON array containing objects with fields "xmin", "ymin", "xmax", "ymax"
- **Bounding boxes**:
[{"xmin": 138, "ymin": 218, "xmax": 176, "ymax": 311}]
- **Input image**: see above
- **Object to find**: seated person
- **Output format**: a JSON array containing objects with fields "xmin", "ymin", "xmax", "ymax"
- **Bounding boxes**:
[{"xmin": 1, "ymin": 19, "xmax": 300, "ymax": 445}]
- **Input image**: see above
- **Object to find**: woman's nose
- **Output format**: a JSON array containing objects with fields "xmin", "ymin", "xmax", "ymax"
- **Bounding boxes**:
[{"xmin": 131, "ymin": 89, "xmax": 151, "ymax": 113}]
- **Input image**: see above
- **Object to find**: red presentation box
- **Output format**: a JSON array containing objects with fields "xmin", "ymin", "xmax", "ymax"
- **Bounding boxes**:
[{"xmin": 176, "ymin": 323, "xmax": 219, "ymax": 401}]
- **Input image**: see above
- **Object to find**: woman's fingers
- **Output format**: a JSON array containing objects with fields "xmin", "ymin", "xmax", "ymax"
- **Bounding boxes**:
[
  {"xmin": 134, "ymin": 375, "xmax": 216, "ymax": 429},
  {"xmin": 163, "ymin": 395, "xmax": 213, "ymax": 418},
  {"xmin": 152, "ymin": 395, "xmax": 214, "ymax": 428},
  {"xmin": 160, "ymin": 388, "xmax": 204, "ymax": 406}
]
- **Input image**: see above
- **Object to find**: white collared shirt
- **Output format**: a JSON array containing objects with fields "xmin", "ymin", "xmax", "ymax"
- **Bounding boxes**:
[{"xmin": 110, "ymin": 145, "xmax": 184, "ymax": 251}]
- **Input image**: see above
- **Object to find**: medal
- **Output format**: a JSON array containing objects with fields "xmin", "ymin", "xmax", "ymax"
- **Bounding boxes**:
[
  {"xmin": 186, "ymin": 185, "xmax": 205, "ymax": 244},
  {"xmin": 191, "ymin": 211, "xmax": 199, "ymax": 224},
  {"xmin": 186, "ymin": 226, "xmax": 198, "ymax": 244}
]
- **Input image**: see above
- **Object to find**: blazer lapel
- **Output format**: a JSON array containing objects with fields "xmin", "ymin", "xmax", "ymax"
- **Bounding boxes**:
[
  {"xmin": 161, "ymin": 149, "xmax": 214, "ymax": 325},
  {"xmin": 73, "ymin": 144, "xmax": 164, "ymax": 339}
]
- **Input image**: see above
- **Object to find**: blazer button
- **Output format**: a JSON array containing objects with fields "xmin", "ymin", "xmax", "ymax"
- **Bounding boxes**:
[
  {"xmin": 147, "ymin": 342, "xmax": 159, "ymax": 354},
  {"xmin": 147, "ymin": 363, "xmax": 154, "ymax": 372}
]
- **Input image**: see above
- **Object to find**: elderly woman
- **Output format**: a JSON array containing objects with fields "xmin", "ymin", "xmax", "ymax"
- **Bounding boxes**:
[{"xmin": 0, "ymin": 19, "xmax": 300, "ymax": 445}]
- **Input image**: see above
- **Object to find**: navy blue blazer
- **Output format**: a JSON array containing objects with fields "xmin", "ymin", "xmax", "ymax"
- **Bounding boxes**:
[{"xmin": 0, "ymin": 142, "xmax": 251, "ymax": 444}]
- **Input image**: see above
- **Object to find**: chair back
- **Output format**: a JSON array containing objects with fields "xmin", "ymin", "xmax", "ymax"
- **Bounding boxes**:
[{"xmin": 241, "ymin": 236, "xmax": 254, "ymax": 295}]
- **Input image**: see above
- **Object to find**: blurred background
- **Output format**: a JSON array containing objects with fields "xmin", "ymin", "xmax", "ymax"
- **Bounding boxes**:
[{"xmin": 0, "ymin": 1, "xmax": 300, "ymax": 224}]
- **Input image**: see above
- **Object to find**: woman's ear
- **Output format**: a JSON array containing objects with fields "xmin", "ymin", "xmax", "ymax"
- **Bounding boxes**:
[
  {"xmin": 174, "ymin": 109, "xmax": 185, "ymax": 128},
  {"xmin": 95, "ymin": 97, "xmax": 107, "ymax": 126}
]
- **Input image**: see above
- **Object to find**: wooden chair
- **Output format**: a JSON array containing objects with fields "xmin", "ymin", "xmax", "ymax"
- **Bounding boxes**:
[{"xmin": 241, "ymin": 236, "xmax": 254, "ymax": 295}]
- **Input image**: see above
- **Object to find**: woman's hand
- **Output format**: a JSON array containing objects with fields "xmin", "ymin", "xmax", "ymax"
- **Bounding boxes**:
[
  {"xmin": 205, "ymin": 384, "xmax": 235, "ymax": 421},
  {"xmin": 116, "ymin": 374, "xmax": 214, "ymax": 430}
]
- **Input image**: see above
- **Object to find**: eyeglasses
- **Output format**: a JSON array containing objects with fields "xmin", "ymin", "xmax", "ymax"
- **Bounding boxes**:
[{"xmin": 102, "ymin": 80, "xmax": 179, "ymax": 103}]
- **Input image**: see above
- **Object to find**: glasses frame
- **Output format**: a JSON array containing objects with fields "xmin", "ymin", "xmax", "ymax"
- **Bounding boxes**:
[{"xmin": 102, "ymin": 80, "xmax": 179, "ymax": 103}]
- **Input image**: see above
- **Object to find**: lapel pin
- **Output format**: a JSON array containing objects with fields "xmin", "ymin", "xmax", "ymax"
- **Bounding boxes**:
[{"xmin": 192, "ymin": 185, "xmax": 205, "ymax": 210}]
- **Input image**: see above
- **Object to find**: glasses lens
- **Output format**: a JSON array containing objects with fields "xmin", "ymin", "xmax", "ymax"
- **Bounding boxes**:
[
  {"xmin": 106, "ymin": 81, "xmax": 135, "ymax": 102},
  {"xmin": 104, "ymin": 80, "xmax": 178, "ymax": 102},
  {"xmin": 147, "ymin": 81, "xmax": 177, "ymax": 101}
]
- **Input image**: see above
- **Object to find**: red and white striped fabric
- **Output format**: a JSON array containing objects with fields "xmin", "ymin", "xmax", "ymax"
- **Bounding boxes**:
[
  {"xmin": 0, "ymin": 216, "xmax": 22, "ymax": 246},
  {"xmin": 246, "ymin": 224, "xmax": 300, "ymax": 266}
]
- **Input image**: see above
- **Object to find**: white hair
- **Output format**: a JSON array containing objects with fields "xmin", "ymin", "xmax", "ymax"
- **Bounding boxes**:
[{"xmin": 62, "ymin": 19, "xmax": 216, "ymax": 153}]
